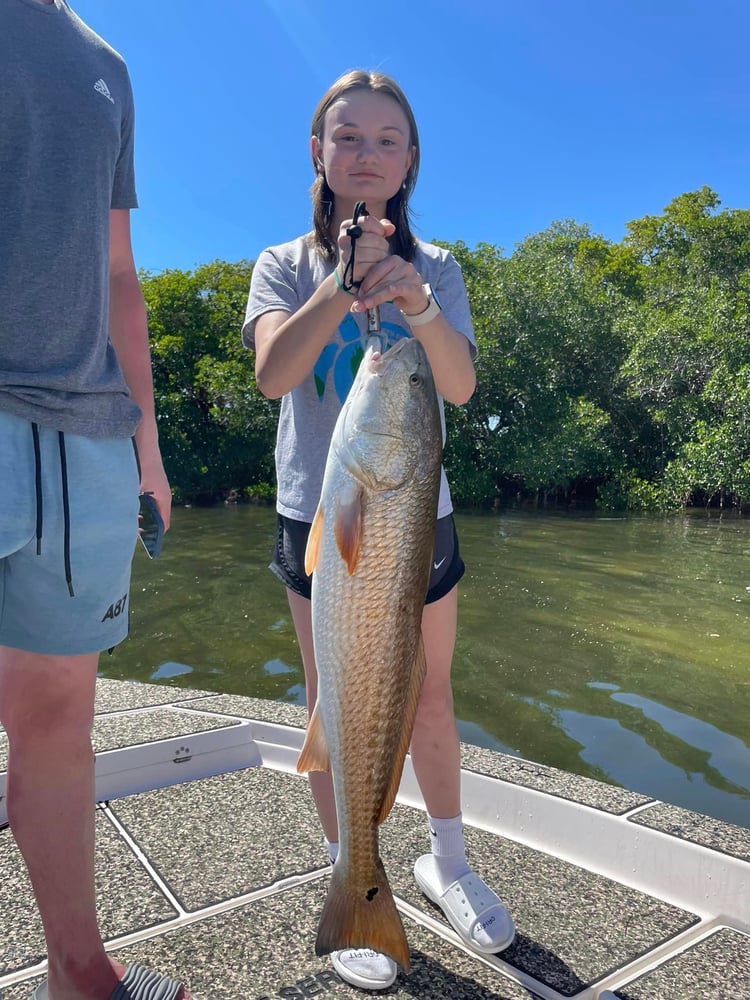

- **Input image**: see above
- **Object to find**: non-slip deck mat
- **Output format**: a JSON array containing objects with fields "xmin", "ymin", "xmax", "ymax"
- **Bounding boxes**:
[
  {"xmin": 0, "ymin": 813, "xmax": 177, "ymax": 977},
  {"xmin": 1, "ymin": 884, "xmax": 544, "ymax": 1000},
  {"xmin": 611, "ymin": 927, "xmax": 750, "ymax": 1000},
  {"xmin": 109, "ymin": 768, "xmax": 325, "ymax": 911},
  {"xmin": 114, "ymin": 765, "xmax": 696, "ymax": 998}
]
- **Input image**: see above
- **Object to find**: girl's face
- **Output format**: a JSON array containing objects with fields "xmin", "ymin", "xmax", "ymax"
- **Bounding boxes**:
[{"xmin": 312, "ymin": 89, "xmax": 415, "ymax": 216}]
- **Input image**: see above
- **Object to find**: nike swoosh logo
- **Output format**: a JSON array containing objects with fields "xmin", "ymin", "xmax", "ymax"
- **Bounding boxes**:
[{"xmin": 433, "ymin": 556, "xmax": 447, "ymax": 571}]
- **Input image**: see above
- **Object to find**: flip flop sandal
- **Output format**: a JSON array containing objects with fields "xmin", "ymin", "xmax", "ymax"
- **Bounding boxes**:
[
  {"xmin": 330, "ymin": 948, "xmax": 398, "ymax": 990},
  {"xmin": 414, "ymin": 854, "xmax": 516, "ymax": 954},
  {"xmin": 33, "ymin": 964, "xmax": 188, "ymax": 1000}
]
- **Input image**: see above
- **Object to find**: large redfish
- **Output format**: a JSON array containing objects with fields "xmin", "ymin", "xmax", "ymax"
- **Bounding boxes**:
[{"xmin": 298, "ymin": 337, "xmax": 443, "ymax": 972}]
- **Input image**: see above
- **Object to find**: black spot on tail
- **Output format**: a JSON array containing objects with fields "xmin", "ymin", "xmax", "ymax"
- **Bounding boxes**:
[{"xmin": 366, "ymin": 886, "xmax": 379, "ymax": 902}]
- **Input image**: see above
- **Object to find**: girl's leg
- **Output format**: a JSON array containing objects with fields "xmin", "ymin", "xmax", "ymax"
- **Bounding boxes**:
[
  {"xmin": 286, "ymin": 589, "xmax": 338, "ymax": 842},
  {"xmin": 410, "ymin": 588, "xmax": 516, "ymax": 953},
  {"xmin": 410, "ymin": 586, "xmax": 461, "ymax": 818}
]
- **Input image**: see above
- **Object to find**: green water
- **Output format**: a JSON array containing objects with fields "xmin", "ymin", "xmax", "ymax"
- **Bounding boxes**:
[{"xmin": 104, "ymin": 505, "xmax": 750, "ymax": 829}]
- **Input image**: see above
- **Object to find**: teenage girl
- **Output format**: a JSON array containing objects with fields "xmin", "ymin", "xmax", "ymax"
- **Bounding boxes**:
[{"xmin": 243, "ymin": 69, "xmax": 515, "ymax": 991}]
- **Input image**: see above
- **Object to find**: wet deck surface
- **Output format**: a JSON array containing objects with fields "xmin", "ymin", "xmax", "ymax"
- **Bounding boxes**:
[{"xmin": 1, "ymin": 678, "xmax": 748, "ymax": 1000}]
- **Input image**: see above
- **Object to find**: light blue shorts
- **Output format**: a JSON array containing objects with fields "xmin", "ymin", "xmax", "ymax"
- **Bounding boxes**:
[{"xmin": 0, "ymin": 410, "xmax": 140, "ymax": 655}]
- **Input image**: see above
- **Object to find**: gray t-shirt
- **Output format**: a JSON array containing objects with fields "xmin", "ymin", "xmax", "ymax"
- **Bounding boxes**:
[
  {"xmin": 242, "ymin": 234, "xmax": 476, "ymax": 522},
  {"xmin": 0, "ymin": 0, "xmax": 141, "ymax": 437}
]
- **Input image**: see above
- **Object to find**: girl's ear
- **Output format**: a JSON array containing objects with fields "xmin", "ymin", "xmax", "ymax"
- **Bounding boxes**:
[
  {"xmin": 405, "ymin": 144, "xmax": 416, "ymax": 177},
  {"xmin": 311, "ymin": 135, "xmax": 324, "ymax": 173}
]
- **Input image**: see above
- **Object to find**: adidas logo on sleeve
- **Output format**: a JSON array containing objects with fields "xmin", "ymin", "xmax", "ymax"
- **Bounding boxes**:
[{"xmin": 94, "ymin": 78, "xmax": 114, "ymax": 103}]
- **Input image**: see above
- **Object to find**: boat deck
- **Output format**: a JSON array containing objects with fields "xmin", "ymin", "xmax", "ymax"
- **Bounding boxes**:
[{"xmin": 1, "ymin": 677, "xmax": 748, "ymax": 1000}]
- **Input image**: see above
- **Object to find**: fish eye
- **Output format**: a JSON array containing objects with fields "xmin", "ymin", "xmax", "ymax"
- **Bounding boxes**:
[{"xmin": 409, "ymin": 373, "xmax": 422, "ymax": 386}]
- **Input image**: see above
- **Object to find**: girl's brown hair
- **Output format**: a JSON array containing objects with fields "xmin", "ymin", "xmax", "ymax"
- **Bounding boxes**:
[{"xmin": 310, "ymin": 69, "xmax": 420, "ymax": 262}]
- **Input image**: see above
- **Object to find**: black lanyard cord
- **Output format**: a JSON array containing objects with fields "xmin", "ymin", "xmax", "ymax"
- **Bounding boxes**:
[{"xmin": 340, "ymin": 201, "xmax": 369, "ymax": 292}]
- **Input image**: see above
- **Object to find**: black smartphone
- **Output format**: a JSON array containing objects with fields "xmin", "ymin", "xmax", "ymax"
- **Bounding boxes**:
[{"xmin": 138, "ymin": 492, "xmax": 165, "ymax": 559}]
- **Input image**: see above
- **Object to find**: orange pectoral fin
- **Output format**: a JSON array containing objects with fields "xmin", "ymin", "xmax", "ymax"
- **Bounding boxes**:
[
  {"xmin": 297, "ymin": 703, "xmax": 330, "ymax": 774},
  {"xmin": 376, "ymin": 635, "xmax": 427, "ymax": 825},
  {"xmin": 304, "ymin": 506, "xmax": 325, "ymax": 576},
  {"xmin": 333, "ymin": 482, "xmax": 364, "ymax": 575}
]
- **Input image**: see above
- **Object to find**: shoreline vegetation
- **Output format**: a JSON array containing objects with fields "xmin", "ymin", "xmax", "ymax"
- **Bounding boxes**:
[{"xmin": 141, "ymin": 187, "xmax": 750, "ymax": 513}]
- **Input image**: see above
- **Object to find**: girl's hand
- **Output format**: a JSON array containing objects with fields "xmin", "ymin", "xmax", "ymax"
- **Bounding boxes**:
[
  {"xmin": 352, "ymin": 253, "xmax": 430, "ymax": 316},
  {"xmin": 336, "ymin": 215, "xmax": 395, "ymax": 288}
]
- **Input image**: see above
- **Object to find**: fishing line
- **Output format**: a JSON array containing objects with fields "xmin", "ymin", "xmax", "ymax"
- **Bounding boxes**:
[{"xmin": 341, "ymin": 201, "xmax": 383, "ymax": 353}]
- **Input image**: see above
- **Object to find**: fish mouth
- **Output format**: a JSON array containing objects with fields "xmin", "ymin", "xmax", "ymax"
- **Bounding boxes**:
[{"xmin": 368, "ymin": 339, "xmax": 417, "ymax": 373}]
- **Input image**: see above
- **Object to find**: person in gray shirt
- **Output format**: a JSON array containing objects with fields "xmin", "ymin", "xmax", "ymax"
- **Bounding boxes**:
[
  {"xmin": 0, "ymin": 2, "xmax": 191, "ymax": 997},
  {"xmin": 243, "ymin": 69, "xmax": 516, "ymax": 991}
]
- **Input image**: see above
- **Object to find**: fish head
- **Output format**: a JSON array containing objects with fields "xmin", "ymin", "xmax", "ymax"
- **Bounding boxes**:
[{"xmin": 335, "ymin": 338, "xmax": 442, "ymax": 492}]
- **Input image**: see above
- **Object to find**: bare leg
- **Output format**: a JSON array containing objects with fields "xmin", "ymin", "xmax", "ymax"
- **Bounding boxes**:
[
  {"xmin": 410, "ymin": 587, "xmax": 462, "ymax": 818},
  {"xmin": 287, "ymin": 590, "xmax": 338, "ymax": 843},
  {"xmin": 0, "ymin": 647, "xmax": 192, "ymax": 1000},
  {"xmin": 410, "ymin": 590, "xmax": 516, "ymax": 952}
]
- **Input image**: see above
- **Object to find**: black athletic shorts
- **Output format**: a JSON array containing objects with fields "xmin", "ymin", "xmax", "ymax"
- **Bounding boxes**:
[{"xmin": 270, "ymin": 512, "xmax": 465, "ymax": 604}]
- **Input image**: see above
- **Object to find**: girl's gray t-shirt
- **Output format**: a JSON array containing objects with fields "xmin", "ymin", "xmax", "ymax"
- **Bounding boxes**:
[
  {"xmin": 0, "ymin": 0, "xmax": 141, "ymax": 438},
  {"xmin": 243, "ymin": 235, "xmax": 476, "ymax": 522}
]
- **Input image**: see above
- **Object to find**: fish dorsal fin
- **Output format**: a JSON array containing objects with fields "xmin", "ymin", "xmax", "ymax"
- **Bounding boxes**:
[
  {"xmin": 334, "ymin": 480, "xmax": 364, "ymax": 575},
  {"xmin": 304, "ymin": 505, "xmax": 325, "ymax": 576},
  {"xmin": 376, "ymin": 634, "xmax": 427, "ymax": 825},
  {"xmin": 297, "ymin": 703, "xmax": 330, "ymax": 774}
]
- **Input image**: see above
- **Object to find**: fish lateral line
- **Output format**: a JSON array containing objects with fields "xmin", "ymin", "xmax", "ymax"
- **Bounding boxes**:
[{"xmin": 376, "ymin": 634, "xmax": 427, "ymax": 825}]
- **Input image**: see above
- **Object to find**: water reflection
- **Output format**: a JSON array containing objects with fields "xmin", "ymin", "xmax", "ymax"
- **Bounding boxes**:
[
  {"xmin": 150, "ymin": 660, "xmax": 193, "ymax": 681},
  {"xmin": 106, "ymin": 504, "xmax": 750, "ymax": 829},
  {"xmin": 263, "ymin": 659, "xmax": 295, "ymax": 676},
  {"xmin": 608, "ymin": 689, "xmax": 750, "ymax": 791},
  {"xmin": 525, "ymin": 686, "xmax": 750, "ymax": 826}
]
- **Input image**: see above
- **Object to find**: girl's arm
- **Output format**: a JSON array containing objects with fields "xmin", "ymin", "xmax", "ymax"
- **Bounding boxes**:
[
  {"xmin": 254, "ymin": 272, "xmax": 353, "ymax": 399},
  {"xmin": 398, "ymin": 306, "xmax": 476, "ymax": 406},
  {"xmin": 354, "ymin": 256, "xmax": 476, "ymax": 406},
  {"xmin": 254, "ymin": 216, "xmax": 476, "ymax": 406},
  {"xmin": 254, "ymin": 216, "xmax": 393, "ymax": 400}
]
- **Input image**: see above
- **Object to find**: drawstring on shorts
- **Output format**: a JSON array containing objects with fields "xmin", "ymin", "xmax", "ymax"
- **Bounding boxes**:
[
  {"xmin": 31, "ymin": 422, "xmax": 75, "ymax": 598},
  {"xmin": 31, "ymin": 422, "xmax": 43, "ymax": 554}
]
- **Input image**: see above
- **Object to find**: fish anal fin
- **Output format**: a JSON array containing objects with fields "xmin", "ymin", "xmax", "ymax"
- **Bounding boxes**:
[
  {"xmin": 297, "ymin": 704, "xmax": 330, "ymax": 774},
  {"xmin": 304, "ymin": 506, "xmax": 325, "ymax": 576},
  {"xmin": 315, "ymin": 859, "xmax": 410, "ymax": 972},
  {"xmin": 376, "ymin": 634, "xmax": 427, "ymax": 826},
  {"xmin": 333, "ymin": 482, "xmax": 364, "ymax": 575}
]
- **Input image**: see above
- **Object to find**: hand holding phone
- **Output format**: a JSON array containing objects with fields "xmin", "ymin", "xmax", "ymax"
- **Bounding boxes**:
[{"xmin": 138, "ymin": 491, "xmax": 165, "ymax": 559}]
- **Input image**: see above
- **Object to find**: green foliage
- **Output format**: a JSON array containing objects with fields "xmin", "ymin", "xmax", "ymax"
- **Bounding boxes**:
[
  {"xmin": 439, "ymin": 189, "xmax": 750, "ymax": 511},
  {"xmin": 141, "ymin": 260, "xmax": 278, "ymax": 503},
  {"xmin": 141, "ymin": 188, "xmax": 750, "ymax": 511},
  {"xmin": 613, "ymin": 188, "xmax": 750, "ymax": 508}
]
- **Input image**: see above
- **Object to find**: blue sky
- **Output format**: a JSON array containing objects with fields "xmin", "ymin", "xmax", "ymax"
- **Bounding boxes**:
[{"xmin": 73, "ymin": 0, "xmax": 750, "ymax": 274}]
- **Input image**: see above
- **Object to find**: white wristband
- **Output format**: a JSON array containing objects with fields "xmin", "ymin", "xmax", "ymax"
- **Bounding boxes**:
[{"xmin": 402, "ymin": 283, "xmax": 442, "ymax": 326}]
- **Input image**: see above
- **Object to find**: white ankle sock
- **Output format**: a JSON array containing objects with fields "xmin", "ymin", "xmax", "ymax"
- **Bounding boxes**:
[
  {"xmin": 324, "ymin": 837, "xmax": 339, "ymax": 864},
  {"xmin": 427, "ymin": 813, "xmax": 470, "ymax": 890}
]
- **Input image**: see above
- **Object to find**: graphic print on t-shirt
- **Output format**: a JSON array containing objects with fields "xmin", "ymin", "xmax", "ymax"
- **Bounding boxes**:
[{"xmin": 312, "ymin": 314, "xmax": 410, "ymax": 403}]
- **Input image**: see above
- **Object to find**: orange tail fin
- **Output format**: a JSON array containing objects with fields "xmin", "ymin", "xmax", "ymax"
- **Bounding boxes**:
[{"xmin": 315, "ymin": 857, "xmax": 410, "ymax": 973}]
